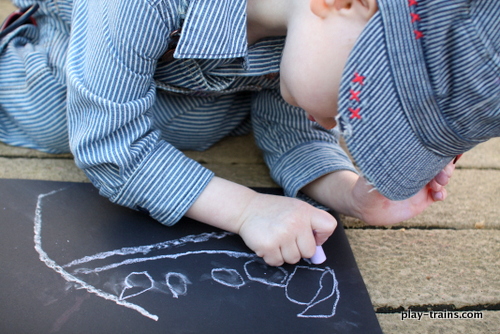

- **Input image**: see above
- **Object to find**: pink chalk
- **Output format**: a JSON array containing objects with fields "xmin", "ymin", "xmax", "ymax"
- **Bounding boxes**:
[{"xmin": 310, "ymin": 245, "xmax": 326, "ymax": 264}]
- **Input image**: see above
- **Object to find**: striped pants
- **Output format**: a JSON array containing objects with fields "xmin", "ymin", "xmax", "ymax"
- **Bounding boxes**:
[{"xmin": 0, "ymin": 0, "xmax": 252, "ymax": 154}]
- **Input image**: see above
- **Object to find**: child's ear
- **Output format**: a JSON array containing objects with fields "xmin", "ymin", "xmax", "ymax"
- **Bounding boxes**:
[
  {"xmin": 310, "ymin": 0, "xmax": 335, "ymax": 18},
  {"xmin": 310, "ymin": 0, "xmax": 354, "ymax": 18}
]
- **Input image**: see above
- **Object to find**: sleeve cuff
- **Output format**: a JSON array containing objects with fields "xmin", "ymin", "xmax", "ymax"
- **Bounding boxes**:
[
  {"xmin": 270, "ymin": 141, "xmax": 358, "ymax": 199},
  {"xmin": 110, "ymin": 141, "xmax": 214, "ymax": 226}
]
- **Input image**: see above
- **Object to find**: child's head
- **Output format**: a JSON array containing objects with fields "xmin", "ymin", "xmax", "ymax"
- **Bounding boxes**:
[
  {"xmin": 281, "ymin": 0, "xmax": 499, "ymax": 200},
  {"xmin": 280, "ymin": 0, "xmax": 379, "ymax": 130}
]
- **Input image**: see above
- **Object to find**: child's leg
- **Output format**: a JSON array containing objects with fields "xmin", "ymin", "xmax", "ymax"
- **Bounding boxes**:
[
  {"xmin": 0, "ymin": 1, "xmax": 70, "ymax": 153},
  {"xmin": 151, "ymin": 91, "xmax": 253, "ymax": 151}
]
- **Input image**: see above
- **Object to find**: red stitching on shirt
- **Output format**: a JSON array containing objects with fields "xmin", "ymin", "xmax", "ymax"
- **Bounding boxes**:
[
  {"xmin": 409, "ymin": 1, "xmax": 423, "ymax": 40},
  {"xmin": 349, "ymin": 72, "xmax": 363, "ymax": 120},
  {"xmin": 349, "ymin": 90, "xmax": 361, "ymax": 102},
  {"xmin": 352, "ymin": 72, "xmax": 365, "ymax": 85},
  {"xmin": 414, "ymin": 30, "xmax": 424, "ymax": 39},
  {"xmin": 410, "ymin": 13, "xmax": 421, "ymax": 23},
  {"xmin": 348, "ymin": 107, "xmax": 362, "ymax": 119}
]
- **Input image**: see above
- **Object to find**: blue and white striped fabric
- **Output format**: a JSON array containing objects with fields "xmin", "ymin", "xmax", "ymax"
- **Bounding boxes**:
[
  {"xmin": 0, "ymin": 0, "xmax": 356, "ymax": 226},
  {"xmin": 337, "ymin": 0, "xmax": 499, "ymax": 200}
]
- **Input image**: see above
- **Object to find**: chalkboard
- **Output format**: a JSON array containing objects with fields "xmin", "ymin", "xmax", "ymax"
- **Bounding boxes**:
[{"xmin": 0, "ymin": 179, "xmax": 382, "ymax": 333}]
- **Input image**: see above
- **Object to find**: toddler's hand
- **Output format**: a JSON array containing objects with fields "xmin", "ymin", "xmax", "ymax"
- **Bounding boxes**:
[{"xmin": 236, "ymin": 193, "xmax": 337, "ymax": 266}]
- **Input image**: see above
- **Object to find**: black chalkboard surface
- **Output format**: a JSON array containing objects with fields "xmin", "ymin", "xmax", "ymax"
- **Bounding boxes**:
[{"xmin": 0, "ymin": 179, "xmax": 382, "ymax": 333}]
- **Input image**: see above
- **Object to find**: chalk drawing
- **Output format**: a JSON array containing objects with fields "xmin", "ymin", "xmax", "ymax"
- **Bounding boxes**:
[
  {"xmin": 285, "ymin": 266, "xmax": 339, "ymax": 318},
  {"xmin": 165, "ymin": 272, "xmax": 190, "ymax": 298},
  {"xmin": 120, "ymin": 271, "xmax": 154, "ymax": 300},
  {"xmin": 33, "ymin": 189, "xmax": 160, "ymax": 321},
  {"xmin": 211, "ymin": 268, "xmax": 245, "ymax": 288},
  {"xmin": 33, "ymin": 188, "xmax": 340, "ymax": 321},
  {"xmin": 244, "ymin": 259, "xmax": 288, "ymax": 287}
]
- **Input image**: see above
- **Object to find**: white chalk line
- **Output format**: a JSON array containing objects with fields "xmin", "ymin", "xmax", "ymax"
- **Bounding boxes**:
[
  {"xmin": 288, "ymin": 267, "xmax": 340, "ymax": 318},
  {"xmin": 211, "ymin": 268, "xmax": 245, "ymax": 289},
  {"xmin": 33, "ymin": 189, "xmax": 159, "ymax": 321},
  {"xmin": 165, "ymin": 272, "xmax": 190, "ymax": 298},
  {"xmin": 120, "ymin": 271, "xmax": 155, "ymax": 300},
  {"xmin": 72, "ymin": 249, "xmax": 258, "ymax": 275},
  {"xmin": 62, "ymin": 231, "xmax": 233, "ymax": 269},
  {"xmin": 244, "ymin": 260, "xmax": 288, "ymax": 287}
]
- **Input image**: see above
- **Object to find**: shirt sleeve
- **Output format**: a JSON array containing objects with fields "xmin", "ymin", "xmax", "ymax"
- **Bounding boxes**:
[
  {"xmin": 66, "ymin": 0, "xmax": 213, "ymax": 225},
  {"xmin": 251, "ymin": 89, "xmax": 358, "ymax": 199}
]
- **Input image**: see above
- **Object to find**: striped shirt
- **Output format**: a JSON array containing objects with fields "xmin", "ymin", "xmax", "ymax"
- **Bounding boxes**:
[{"xmin": 1, "ymin": 0, "xmax": 356, "ymax": 226}]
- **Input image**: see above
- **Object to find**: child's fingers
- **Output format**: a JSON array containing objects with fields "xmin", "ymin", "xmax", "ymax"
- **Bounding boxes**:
[
  {"xmin": 428, "ymin": 179, "xmax": 442, "ymax": 192},
  {"xmin": 281, "ymin": 242, "xmax": 304, "ymax": 264},
  {"xmin": 263, "ymin": 235, "xmax": 315, "ymax": 266},
  {"xmin": 428, "ymin": 160, "xmax": 457, "ymax": 198},
  {"xmin": 445, "ymin": 160, "xmax": 456, "ymax": 175},
  {"xmin": 296, "ymin": 232, "xmax": 317, "ymax": 260},
  {"xmin": 310, "ymin": 210, "xmax": 337, "ymax": 246},
  {"xmin": 431, "ymin": 187, "xmax": 447, "ymax": 202},
  {"xmin": 433, "ymin": 161, "xmax": 455, "ymax": 186},
  {"xmin": 433, "ymin": 170, "xmax": 450, "ymax": 186},
  {"xmin": 259, "ymin": 248, "xmax": 285, "ymax": 267}
]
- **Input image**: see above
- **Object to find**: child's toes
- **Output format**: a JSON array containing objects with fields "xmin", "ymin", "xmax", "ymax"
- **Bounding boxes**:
[{"xmin": 434, "ymin": 170, "xmax": 449, "ymax": 186}]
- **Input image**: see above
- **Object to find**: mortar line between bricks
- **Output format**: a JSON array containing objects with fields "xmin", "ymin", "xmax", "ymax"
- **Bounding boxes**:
[
  {"xmin": 455, "ymin": 166, "xmax": 500, "ymax": 171},
  {"xmin": 343, "ymin": 226, "xmax": 460, "ymax": 231}
]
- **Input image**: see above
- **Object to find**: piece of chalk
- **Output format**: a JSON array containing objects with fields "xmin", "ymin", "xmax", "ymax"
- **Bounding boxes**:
[{"xmin": 310, "ymin": 245, "xmax": 327, "ymax": 264}]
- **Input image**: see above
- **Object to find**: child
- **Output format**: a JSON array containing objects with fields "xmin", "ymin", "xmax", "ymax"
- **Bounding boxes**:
[{"xmin": 1, "ymin": 0, "xmax": 497, "ymax": 266}]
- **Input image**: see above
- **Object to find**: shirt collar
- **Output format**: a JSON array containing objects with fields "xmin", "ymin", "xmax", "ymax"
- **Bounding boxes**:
[{"xmin": 174, "ymin": 0, "xmax": 248, "ymax": 60}]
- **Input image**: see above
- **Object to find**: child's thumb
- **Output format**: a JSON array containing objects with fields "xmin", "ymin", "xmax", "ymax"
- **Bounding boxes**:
[{"xmin": 311, "ymin": 210, "xmax": 337, "ymax": 246}]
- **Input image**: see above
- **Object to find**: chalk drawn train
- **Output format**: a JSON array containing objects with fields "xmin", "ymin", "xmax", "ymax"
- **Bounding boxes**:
[{"xmin": 34, "ymin": 189, "xmax": 340, "ymax": 322}]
